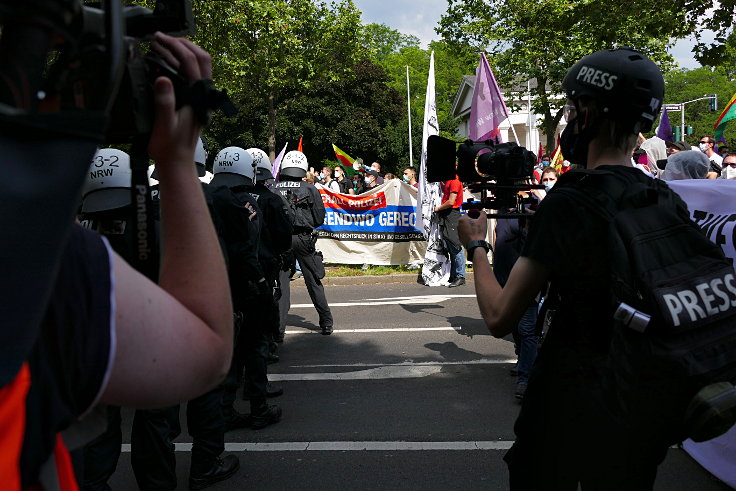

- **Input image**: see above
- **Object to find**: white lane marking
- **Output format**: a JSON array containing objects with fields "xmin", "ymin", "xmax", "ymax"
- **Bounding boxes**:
[
  {"xmin": 121, "ymin": 441, "xmax": 516, "ymax": 453},
  {"xmin": 285, "ymin": 326, "xmax": 462, "ymax": 334},
  {"xmin": 289, "ymin": 359, "xmax": 517, "ymax": 368},
  {"xmin": 270, "ymin": 365, "xmax": 442, "ymax": 381},
  {"xmin": 290, "ymin": 294, "xmax": 476, "ymax": 308}
]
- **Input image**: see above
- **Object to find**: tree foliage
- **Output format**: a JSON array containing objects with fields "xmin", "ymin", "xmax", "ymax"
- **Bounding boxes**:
[
  {"xmin": 191, "ymin": 0, "xmax": 363, "ymax": 158},
  {"xmin": 438, "ymin": 0, "xmax": 685, "ymax": 149},
  {"xmin": 684, "ymin": 0, "xmax": 736, "ymax": 66},
  {"xmin": 659, "ymin": 67, "xmax": 736, "ymax": 146}
]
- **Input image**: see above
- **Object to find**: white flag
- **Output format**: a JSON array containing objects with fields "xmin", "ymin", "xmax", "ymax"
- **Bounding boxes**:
[{"xmin": 417, "ymin": 51, "xmax": 451, "ymax": 286}]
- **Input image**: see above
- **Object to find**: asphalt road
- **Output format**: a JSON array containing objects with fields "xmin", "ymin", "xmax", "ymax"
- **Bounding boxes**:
[{"xmin": 109, "ymin": 278, "xmax": 729, "ymax": 490}]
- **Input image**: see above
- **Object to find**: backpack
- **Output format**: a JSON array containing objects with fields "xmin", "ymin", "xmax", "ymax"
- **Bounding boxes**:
[{"xmin": 553, "ymin": 168, "xmax": 736, "ymax": 443}]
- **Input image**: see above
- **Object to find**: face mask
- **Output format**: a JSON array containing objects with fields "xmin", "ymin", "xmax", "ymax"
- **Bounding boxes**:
[
  {"xmin": 364, "ymin": 177, "xmax": 371, "ymax": 184},
  {"xmin": 335, "ymin": 172, "xmax": 342, "ymax": 179},
  {"xmin": 543, "ymin": 181, "xmax": 555, "ymax": 192},
  {"xmin": 560, "ymin": 115, "xmax": 596, "ymax": 168},
  {"xmin": 724, "ymin": 166, "xmax": 736, "ymax": 180},
  {"xmin": 319, "ymin": 173, "xmax": 325, "ymax": 180},
  {"xmin": 699, "ymin": 143, "xmax": 709, "ymax": 152},
  {"xmin": 402, "ymin": 175, "xmax": 410, "ymax": 183},
  {"xmin": 541, "ymin": 160, "xmax": 549, "ymax": 165}
]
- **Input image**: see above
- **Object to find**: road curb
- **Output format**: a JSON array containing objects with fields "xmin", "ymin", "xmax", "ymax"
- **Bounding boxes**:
[{"xmin": 291, "ymin": 272, "xmax": 475, "ymax": 286}]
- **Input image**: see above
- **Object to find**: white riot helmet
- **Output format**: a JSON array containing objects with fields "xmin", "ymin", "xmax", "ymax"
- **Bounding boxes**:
[
  {"xmin": 81, "ymin": 148, "xmax": 132, "ymax": 213},
  {"xmin": 211, "ymin": 146, "xmax": 255, "ymax": 187},
  {"xmin": 247, "ymin": 148, "xmax": 273, "ymax": 182},
  {"xmin": 280, "ymin": 150, "xmax": 308, "ymax": 179},
  {"xmin": 194, "ymin": 136, "xmax": 208, "ymax": 177}
]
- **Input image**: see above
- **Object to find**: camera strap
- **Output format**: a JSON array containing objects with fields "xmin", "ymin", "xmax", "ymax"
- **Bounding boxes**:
[{"xmin": 128, "ymin": 136, "xmax": 158, "ymax": 281}]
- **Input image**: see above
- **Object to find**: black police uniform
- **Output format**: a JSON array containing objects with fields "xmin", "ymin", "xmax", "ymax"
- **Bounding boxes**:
[
  {"xmin": 210, "ymin": 183, "xmax": 279, "ymax": 422},
  {"xmin": 249, "ymin": 183, "xmax": 294, "ymax": 353},
  {"xmin": 274, "ymin": 178, "xmax": 334, "ymax": 333}
]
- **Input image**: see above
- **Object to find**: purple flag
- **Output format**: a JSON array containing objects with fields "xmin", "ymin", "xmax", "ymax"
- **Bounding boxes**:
[
  {"xmin": 271, "ymin": 141, "xmax": 288, "ymax": 182},
  {"xmin": 469, "ymin": 52, "xmax": 509, "ymax": 142},
  {"xmin": 656, "ymin": 108, "xmax": 673, "ymax": 142}
]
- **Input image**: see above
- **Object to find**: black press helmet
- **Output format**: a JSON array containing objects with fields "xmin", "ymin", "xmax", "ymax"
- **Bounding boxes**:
[{"xmin": 562, "ymin": 47, "xmax": 664, "ymax": 134}]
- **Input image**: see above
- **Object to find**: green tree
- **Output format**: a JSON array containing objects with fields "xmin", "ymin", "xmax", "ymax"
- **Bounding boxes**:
[
  {"xmin": 438, "ymin": 0, "xmax": 685, "ymax": 149},
  {"xmin": 361, "ymin": 23, "xmax": 420, "ymax": 63},
  {"xmin": 192, "ymin": 0, "xmax": 363, "ymax": 159},
  {"xmin": 660, "ymin": 67, "xmax": 736, "ymax": 146},
  {"xmin": 684, "ymin": 0, "xmax": 736, "ymax": 66},
  {"xmin": 376, "ymin": 39, "xmax": 478, "ymax": 169}
]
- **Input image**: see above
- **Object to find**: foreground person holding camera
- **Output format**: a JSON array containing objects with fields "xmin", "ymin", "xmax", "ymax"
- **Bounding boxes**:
[
  {"xmin": 459, "ymin": 48, "xmax": 736, "ymax": 489},
  {"xmin": 0, "ymin": 30, "xmax": 233, "ymax": 488}
]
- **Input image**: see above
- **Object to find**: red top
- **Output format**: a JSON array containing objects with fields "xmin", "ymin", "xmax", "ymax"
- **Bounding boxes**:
[{"xmin": 442, "ymin": 177, "xmax": 463, "ymax": 209}]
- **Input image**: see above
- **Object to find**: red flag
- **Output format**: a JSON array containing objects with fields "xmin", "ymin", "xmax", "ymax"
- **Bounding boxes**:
[
  {"xmin": 297, "ymin": 137, "xmax": 303, "ymax": 153},
  {"xmin": 537, "ymin": 142, "xmax": 543, "ymax": 163}
]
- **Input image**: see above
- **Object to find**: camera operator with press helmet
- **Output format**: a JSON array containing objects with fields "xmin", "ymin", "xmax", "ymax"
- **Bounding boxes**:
[
  {"xmin": 274, "ymin": 150, "xmax": 334, "ymax": 336},
  {"xmin": 457, "ymin": 48, "xmax": 680, "ymax": 488},
  {"xmin": 209, "ymin": 146, "xmax": 283, "ymax": 432},
  {"xmin": 247, "ymin": 147, "xmax": 294, "ymax": 366},
  {"xmin": 0, "ymin": 4, "xmax": 235, "ymax": 488}
]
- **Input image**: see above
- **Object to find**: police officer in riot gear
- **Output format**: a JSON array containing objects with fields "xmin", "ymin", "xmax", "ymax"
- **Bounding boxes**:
[
  {"xmin": 246, "ymin": 148, "xmax": 294, "ymax": 368},
  {"xmin": 274, "ymin": 151, "xmax": 334, "ymax": 335},
  {"xmin": 210, "ymin": 146, "xmax": 282, "ymax": 430},
  {"xmin": 81, "ymin": 148, "xmax": 241, "ymax": 491}
]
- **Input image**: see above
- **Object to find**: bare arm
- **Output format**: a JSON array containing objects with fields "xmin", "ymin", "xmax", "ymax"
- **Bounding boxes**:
[
  {"xmin": 101, "ymin": 34, "xmax": 232, "ymax": 408},
  {"xmin": 434, "ymin": 191, "xmax": 458, "ymax": 212},
  {"xmin": 459, "ymin": 211, "xmax": 549, "ymax": 338}
]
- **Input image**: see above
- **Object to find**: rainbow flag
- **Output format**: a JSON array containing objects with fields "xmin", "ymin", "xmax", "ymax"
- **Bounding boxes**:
[
  {"xmin": 714, "ymin": 92, "xmax": 736, "ymax": 141},
  {"xmin": 332, "ymin": 144, "xmax": 357, "ymax": 176}
]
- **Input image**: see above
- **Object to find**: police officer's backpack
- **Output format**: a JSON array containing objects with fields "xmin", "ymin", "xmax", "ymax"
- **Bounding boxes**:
[{"xmin": 553, "ymin": 168, "xmax": 736, "ymax": 443}]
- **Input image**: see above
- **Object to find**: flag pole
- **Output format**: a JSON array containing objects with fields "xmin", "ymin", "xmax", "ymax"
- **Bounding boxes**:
[{"xmin": 406, "ymin": 65, "xmax": 414, "ymax": 168}]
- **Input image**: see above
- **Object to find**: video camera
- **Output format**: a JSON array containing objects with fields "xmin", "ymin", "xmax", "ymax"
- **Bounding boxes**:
[
  {"xmin": 426, "ymin": 134, "xmax": 540, "ymax": 218},
  {"xmin": 0, "ymin": 0, "xmax": 235, "ymax": 142}
]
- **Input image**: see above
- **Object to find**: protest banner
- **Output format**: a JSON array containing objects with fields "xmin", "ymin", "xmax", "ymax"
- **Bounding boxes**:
[{"xmin": 315, "ymin": 179, "xmax": 426, "ymax": 265}]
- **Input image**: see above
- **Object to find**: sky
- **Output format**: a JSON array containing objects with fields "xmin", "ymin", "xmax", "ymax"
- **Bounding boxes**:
[{"xmin": 352, "ymin": 0, "xmax": 703, "ymax": 70}]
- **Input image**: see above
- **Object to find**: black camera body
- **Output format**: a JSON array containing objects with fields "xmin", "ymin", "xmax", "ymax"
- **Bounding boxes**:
[{"xmin": 426, "ymin": 134, "xmax": 540, "ymax": 217}]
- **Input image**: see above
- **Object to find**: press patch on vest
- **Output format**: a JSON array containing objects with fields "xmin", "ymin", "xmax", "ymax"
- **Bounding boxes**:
[{"xmin": 657, "ymin": 271, "xmax": 736, "ymax": 328}]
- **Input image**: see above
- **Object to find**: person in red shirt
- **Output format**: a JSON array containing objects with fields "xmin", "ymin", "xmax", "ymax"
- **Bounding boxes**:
[{"xmin": 434, "ymin": 175, "xmax": 466, "ymax": 287}]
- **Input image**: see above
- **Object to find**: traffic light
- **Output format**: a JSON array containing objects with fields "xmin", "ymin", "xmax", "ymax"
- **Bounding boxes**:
[
  {"xmin": 673, "ymin": 126, "xmax": 681, "ymax": 141},
  {"xmin": 685, "ymin": 125, "xmax": 694, "ymax": 135},
  {"xmin": 709, "ymin": 94, "xmax": 718, "ymax": 112}
]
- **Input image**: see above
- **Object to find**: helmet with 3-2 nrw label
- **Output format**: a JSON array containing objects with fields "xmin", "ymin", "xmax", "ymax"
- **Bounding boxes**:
[
  {"xmin": 211, "ymin": 146, "xmax": 254, "ymax": 187},
  {"xmin": 247, "ymin": 148, "xmax": 273, "ymax": 182},
  {"xmin": 279, "ymin": 150, "xmax": 309, "ymax": 179},
  {"xmin": 562, "ymin": 47, "xmax": 664, "ymax": 134},
  {"xmin": 82, "ymin": 148, "xmax": 132, "ymax": 213}
]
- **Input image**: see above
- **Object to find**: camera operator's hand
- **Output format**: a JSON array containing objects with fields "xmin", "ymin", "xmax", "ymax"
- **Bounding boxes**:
[
  {"xmin": 458, "ymin": 210, "xmax": 488, "ymax": 244},
  {"xmin": 148, "ymin": 32, "xmax": 211, "ymax": 167},
  {"xmin": 103, "ymin": 34, "xmax": 233, "ymax": 407}
]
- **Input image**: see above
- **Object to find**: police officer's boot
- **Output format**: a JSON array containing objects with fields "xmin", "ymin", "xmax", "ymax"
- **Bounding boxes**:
[{"xmin": 188, "ymin": 454, "xmax": 240, "ymax": 490}]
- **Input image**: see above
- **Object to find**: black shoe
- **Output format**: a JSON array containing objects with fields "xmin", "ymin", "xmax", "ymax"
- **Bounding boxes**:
[
  {"xmin": 448, "ymin": 277, "xmax": 466, "ymax": 288},
  {"xmin": 189, "ymin": 455, "xmax": 240, "ymax": 490},
  {"xmin": 266, "ymin": 351, "xmax": 279, "ymax": 364},
  {"xmin": 249, "ymin": 404, "xmax": 282, "ymax": 430},
  {"xmin": 321, "ymin": 325, "xmax": 333, "ymax": 335},
  {"xmin": 274, "ymin": 334, "xmax": 285, "ymax": 344},
  {"xmin": 224, "ymin": 412, "xmax": 250, "ymax": 432}
]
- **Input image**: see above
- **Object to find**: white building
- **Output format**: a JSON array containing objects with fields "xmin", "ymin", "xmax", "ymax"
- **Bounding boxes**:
[{"xmin": 451, "ymin": 75, "xmax": 567, "ymax": 155}]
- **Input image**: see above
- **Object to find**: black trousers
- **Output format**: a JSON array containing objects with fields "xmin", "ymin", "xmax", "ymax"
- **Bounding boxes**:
[
  {"xmin": 82, "ymin": 406, "xmax": 180, "ymax": 491},
  {"xmin": 292, "ymin": 233, "xmax": 332, "ymax": 328},
  {"xmin": 223, "ymin": 301, "xmax": 271, "ymax": 414}
]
